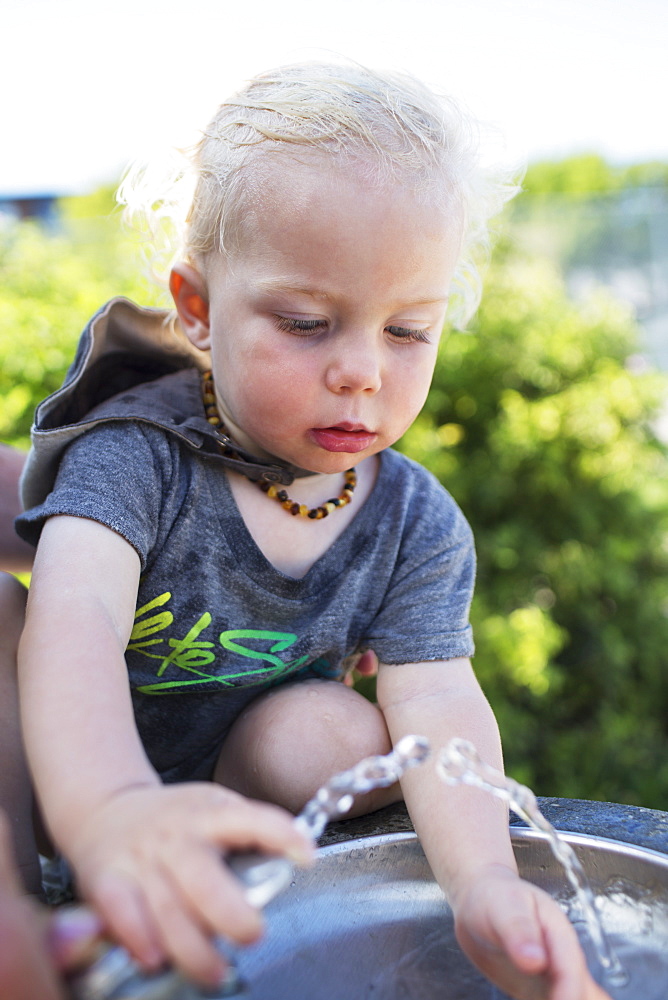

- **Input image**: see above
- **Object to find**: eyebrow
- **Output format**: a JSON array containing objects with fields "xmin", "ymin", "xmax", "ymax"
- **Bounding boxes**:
[
  {"xmin": 255, "ymin": 279, "xmax": 334, "ymax": 301},
  {"xmin": 255, "ymin": 279, "xmax": 449, "ymax": 306}
]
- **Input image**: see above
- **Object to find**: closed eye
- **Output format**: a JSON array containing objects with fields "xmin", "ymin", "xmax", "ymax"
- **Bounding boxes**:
[
  {"xmin": 275, "ymin": 317, "xmax": 327, "ymax": 335},
  {"xmin": 386, "ymin": 325, "xmax": 432, "ymax": 344}
]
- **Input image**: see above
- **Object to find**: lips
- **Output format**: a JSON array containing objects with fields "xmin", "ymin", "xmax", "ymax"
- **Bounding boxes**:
[{"xmin": 310, "ymin": 424, "xmax": 378, "ymax": 453}]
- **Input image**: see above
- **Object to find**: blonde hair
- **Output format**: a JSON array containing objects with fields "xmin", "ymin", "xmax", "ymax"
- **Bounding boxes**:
[{"xmin": 118, "ymin": 60, "xmax": 519, "ymax": 327}]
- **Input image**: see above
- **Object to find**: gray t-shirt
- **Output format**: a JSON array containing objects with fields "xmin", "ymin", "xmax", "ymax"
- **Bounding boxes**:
[{"xmin": 19, "ymin": 388, "xmax": 475, "ymax": 782}]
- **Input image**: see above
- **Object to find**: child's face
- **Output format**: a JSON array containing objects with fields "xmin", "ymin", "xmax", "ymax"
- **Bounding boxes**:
[{"xmin": 178, "ymin": 159, "xmax": 462, "ymax": 475}]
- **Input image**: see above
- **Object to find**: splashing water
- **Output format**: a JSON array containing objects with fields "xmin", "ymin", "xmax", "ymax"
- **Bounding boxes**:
[
  {"xmin": 295, "ymin": 734, "xmax": 431, "ymax": 841},
  {"xmin": 437, "ymin": 738, "xmax": 628, "ymax": 989},
  {"xmin": 228, "ymin": 735, "xmax": 431, "ymax": 908},
  {"xmin": 69, "ymin": 736, "xmax": 431, "ymax": 1000}
]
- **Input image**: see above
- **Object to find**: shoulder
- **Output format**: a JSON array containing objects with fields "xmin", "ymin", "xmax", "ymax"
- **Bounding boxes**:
[
  {"xmin": 61, "ymin": 416, "xmax": 175, "ymax": 468},
  {"xmin": 84, "ymin": 367, "xmax": 203, "ymax": 425},
  {"xmin": 379, "ymin": 448, "xmax": 473, "ymax": 542},
  {"xmin": 16, "ymin": 416, "xmax": 200, "ymax": 565},
  {"xmin": 21, "ymin": 368, "xmax": 209, "ymax": 512}
]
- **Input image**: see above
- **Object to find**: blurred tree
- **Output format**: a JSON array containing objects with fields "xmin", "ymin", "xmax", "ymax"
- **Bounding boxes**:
[
  {"xmin": 519, "ymin": 155, "xmax": 668, "ymax": 198},
  {"xmin": 0, "ymin": 193, "xmax": 168, "ymax": 448},
  {"xmin": 508, "ymin": 155, "xmax": 668, "ymax": 363},
  {"xmin": 521, "ymin": 154, "xmax": 622, "ymax": 198},
  {"xmin": 3, "ymin": 179, "xmax": 668, "ymax": 807},
  {"xmin": 400, "ymin": 252, "xmax": 668, "ymax": 807}
]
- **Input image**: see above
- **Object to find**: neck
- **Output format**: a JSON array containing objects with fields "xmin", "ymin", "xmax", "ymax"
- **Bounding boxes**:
[{"xmin": 213, "ymin": 387, "xmax": 283, "ymax": 467}]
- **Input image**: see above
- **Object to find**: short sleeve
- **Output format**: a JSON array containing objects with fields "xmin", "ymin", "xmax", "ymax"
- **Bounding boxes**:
[
  {"xmin": 16, "ymin": 422, "xmax": 169, "ymax": 568},
  {"xmin": 361, "ymin": 463, "xmax": 476, "ymax": 664}
]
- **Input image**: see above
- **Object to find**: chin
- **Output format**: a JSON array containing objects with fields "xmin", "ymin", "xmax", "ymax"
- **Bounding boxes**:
[{"xmin": 315, "ymin": 451, "xmax": 378, "ymax": 477}]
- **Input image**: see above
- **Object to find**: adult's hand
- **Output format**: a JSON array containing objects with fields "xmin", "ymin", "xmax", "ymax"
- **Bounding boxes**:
[
  {"xmin": 0, "ymin": 444, "xmax": 33, "ymax": 573},
  {"xmin": 0, "ymin": 811, "xmax": 101, "ymax": 1000}
]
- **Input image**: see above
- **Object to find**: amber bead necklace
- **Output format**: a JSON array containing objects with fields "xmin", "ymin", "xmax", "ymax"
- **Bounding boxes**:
[{"xmin": 202, "ymin": 371, "xmax": 357, "ymax": 519}]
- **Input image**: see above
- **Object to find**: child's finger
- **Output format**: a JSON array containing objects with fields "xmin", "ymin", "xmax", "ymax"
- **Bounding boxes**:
[
  {"xmin": 527, "ymin": 894, "xmax": 591, "ymax": 1000},
  {"xmin": 204, "ymin": 789, "xmax": 314, "ymax": 864},
  {"xmin": 48, "ymin": 906, "xmax": 104, "ymax": 971},
  {"xmin": 0, "ymin": 814, "xmax": 69, "ymax": 999},
  {"xmin": 457, "ymin": 929, "xmax": 550, "ymax": 1000},
  {"xmin": 495, "ymin": 893, "xmax": 549, "ymax": 975},
  {"xmin": 0, "ymin": 896, "xmax": 66, "ymax": 1000},
  {"xmin": 168, "ymin": 843, "xmax": 264, "ymax": 946},
  {"xmin": 497, "ymin": 887, "xmax": 613, "ymax": 1000},
  {"xmin": 88, "ymin": 870, "xmax": 165, "ymax": 971},
  {"xmin": 463, "ymin": 875, "xmax": 548, "ymax": 976},
  {"xmin": 355, "ymin": 650, "xmax": 379, "ymax": 676},
  {"xmin": 141, "ymin": 864, "xmax": 229, "ymax": 988}
]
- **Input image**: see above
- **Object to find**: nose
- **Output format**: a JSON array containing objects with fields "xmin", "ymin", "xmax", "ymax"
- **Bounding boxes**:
[{"xmin": 324, "ymin": 335, "xmax": 382, "ymax": 395}]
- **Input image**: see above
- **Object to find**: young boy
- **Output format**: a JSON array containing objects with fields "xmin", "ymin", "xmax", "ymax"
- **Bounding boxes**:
[
  {"xmin": 0, "ymin": 450, "xmax": 312, "ymax": 995},
  {"xmin": 7, "ymin": 62, "xmax": 609, "ymax": 998}
]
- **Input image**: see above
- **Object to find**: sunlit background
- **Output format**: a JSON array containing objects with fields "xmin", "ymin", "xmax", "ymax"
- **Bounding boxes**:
[
  {"xmin": 2, "ymin": 0, "xmax": 667, "ymax": 361},
  {"xmin": 2, "ymin": 0, "xmax": 666, "ymax": 191},
  {"xmin": 2, "ymin": 0, "xmax": 668, "ymax": 805}
]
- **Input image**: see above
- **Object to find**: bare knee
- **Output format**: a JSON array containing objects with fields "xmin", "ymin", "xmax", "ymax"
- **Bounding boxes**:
[{"xmin": 215, "ymin": 680, "xmax": 398, "ymax": 815}]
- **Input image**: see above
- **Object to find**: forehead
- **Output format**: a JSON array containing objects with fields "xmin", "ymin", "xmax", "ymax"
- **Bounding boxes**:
[
  {"xmin": 220, "ymin": 153, "xmax": 464, "ymax": 280},
  {"xmin": 239, "ymin": 149, "xmax": 458, "ymax": 223}
]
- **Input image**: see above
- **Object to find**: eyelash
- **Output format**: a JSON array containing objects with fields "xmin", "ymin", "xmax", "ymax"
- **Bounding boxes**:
[
  {"xmin": 274, "ymin": 317, "xmax": 432, "ymax": 344},
  {"xmin": 275, "ymin": 317, "xmax": 326, "ymax": 334},
  {"xmin": 386, "ymin": 325, "xmax": 432, "ymax": 344}
]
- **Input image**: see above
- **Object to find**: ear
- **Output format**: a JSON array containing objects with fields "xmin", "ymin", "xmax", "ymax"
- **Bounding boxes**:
[{"xmin": 170, "ymin": 262, "xmax": 211, "ymax": 350}]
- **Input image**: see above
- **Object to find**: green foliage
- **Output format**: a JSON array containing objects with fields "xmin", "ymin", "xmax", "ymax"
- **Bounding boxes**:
[
  {"xmin": 2, "ymin": 176, "xmax": 668, "ymax": 808},
  {"xmin": 521, "ymin": 154, "xmax": 668, "ymax": 197},
  {"xmin": 522, "ymin": 155, "xmax": 622, "ymax": 197},
  {"xmin": 59, "ymin": 184, "xmax": 119, "ymax": 220},
  {"xmin": 400, "ymin": 254, "xmax": 668, "ymax": 806},
  {"xmin": 0, "ymin": 200, "xmax": 169, "ymax": 447},
  {"xmin": 508, "ymin": 155, "xmax": 668, "ymax": 305}
]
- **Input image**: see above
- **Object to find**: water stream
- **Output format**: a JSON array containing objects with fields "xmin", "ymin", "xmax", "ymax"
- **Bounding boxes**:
[
  {"xmin": 294, "ymin": 733, "xmax": 431, "ymax": 841},
  {"xmin": 68, "ymin": 736, "xmax": 431, "ymax": 1000},
  {"xmin": 69, "ymin": 735, "xmax": 643, "ymax": 999},
  {"xmin": 437, "ymin": 737, "xmax": 629, "ymax": 990}
]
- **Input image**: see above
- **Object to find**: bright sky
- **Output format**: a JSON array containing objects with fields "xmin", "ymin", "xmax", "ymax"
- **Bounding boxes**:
[{"xmin": 1, "ymin": 0, "xmax": 666, "ymax": 195}]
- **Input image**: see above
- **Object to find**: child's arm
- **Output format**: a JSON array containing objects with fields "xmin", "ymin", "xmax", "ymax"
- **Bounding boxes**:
[
  {"xmin": 377, "ymin": 658, "xmax": 610, "ymax": 1000},
  {"xmin": 18, "ymin": 515, "xmax": 313, "ymax": 987}
]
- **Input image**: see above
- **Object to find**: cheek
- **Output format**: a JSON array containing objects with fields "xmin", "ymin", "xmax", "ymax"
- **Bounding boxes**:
[
  {"xmin": 394, "ymin": 355, "xmax": 437, "ymax": 411},
  {"xmin": 247, "ymin": 340, "xmax": 320, "ymax": 395},
  {"xmin": 234, "ymin": 349, "xmax": 319, "ymax": 428},
  {"xmin": 416, "ymin": 364, "xmax": 437, "ymax": 408}
]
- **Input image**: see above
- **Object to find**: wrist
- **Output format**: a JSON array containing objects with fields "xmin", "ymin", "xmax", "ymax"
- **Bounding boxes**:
[
  {"xmin": 448, "ymin": 860, "xmax": 520, "ymax": 910},
  {"xmin": 51, "ymin": 775, "xmax": 160, "ymax": 854}
]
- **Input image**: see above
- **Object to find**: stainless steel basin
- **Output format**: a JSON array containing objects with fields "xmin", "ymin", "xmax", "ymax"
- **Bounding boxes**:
[{"xmin": 232, "ymin": 829, "xmax": 668, "ymax": 999}]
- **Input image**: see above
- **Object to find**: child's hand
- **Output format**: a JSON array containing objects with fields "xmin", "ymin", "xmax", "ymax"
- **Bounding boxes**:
[
  {"xmin": 66, "ymin": 783, "xmax": 314, "ymax": 988},
  {"xmin": 452, "ymin": 864, "xmax": 613, "ymax": 1000}
]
